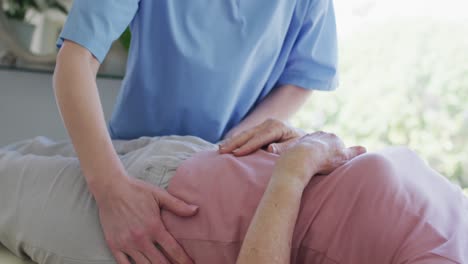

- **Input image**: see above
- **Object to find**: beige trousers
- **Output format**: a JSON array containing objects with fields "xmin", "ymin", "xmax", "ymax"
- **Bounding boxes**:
[{"xmin": 0, "ymin": 136, "xmax": 215, "ymax": 264}]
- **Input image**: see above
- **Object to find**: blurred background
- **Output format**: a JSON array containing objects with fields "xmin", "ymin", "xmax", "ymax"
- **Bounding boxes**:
[
  {"xmin": 0, "ymin": 0, "xmax": 127, "ymax": 76},
  {"xmin": 292, "ymin": 0, "xmax": 468, "ymax": 190},
  {"xmin": 0, "ymin": 0, "xmax": 467, "ymax": 190}
]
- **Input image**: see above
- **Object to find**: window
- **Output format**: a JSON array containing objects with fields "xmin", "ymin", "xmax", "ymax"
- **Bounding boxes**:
[{"xmin": 293, "ymin": 0, "xmax": 468, "ymax": 190}]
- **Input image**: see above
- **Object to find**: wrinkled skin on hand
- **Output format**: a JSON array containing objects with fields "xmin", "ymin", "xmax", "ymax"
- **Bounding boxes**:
[
  {"xmin": 220, "ymin": 119, "xmax": 366, "ymax": 184},
  {"xmin": 274, "ymin": 131, "xmax": 367, "ymax": 185}
]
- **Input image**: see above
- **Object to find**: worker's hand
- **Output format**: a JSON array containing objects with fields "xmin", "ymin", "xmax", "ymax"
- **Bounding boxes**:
[
  {"xmin": 274, "ymin": 132, "xmax": 367, "ymax": 187},
  {"xmin": 219, "ymin": 119, "xmax": 305, "ymax": 156},
  {"xmin": 94, "ymin": 175, "xmax": 198, "ymax": 264}
]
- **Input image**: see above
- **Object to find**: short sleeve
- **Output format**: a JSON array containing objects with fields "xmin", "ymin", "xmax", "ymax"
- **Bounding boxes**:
[
  {"xmin": 278, "ymin": 0, "xmax": 339, "ymax": 91},
  {"xmin": 56, "ymin": 0, "xmax": 140, "ymax": 63}
]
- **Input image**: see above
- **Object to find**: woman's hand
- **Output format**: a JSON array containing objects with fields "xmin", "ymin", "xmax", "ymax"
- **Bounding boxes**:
[
  {"xmin": 236, "ymin": 128, "xmax": 365, "ymax": 264},
  {"xmin": 94, "ymin": 176, "xmax": 198, "ymax": 264},
  {"xmin": 219, "ymin": 119, "xmax": 305, "ymax": 156},
  {"xmin": 274, "ymin": 132, "xmax": 367, "ymax": 187}
]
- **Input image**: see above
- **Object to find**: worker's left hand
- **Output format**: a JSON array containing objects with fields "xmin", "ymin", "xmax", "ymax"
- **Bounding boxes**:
[{"xmin": 219, "ymin": 118, "xmax": 305, "ymax": 156}]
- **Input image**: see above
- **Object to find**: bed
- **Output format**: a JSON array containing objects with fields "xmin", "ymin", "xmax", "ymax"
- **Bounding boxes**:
[{"xmin": 0, "ymin": 244, "xmax": 34, "ymax": 264}]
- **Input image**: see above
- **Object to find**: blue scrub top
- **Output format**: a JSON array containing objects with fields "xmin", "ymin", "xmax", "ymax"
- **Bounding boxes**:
[{"xmin": 57, "ymin": 0, "xmax": 339, "ymax": 143}]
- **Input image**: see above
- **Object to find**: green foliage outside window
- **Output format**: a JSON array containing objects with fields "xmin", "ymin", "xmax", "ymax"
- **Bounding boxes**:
[{"xmin": 293, "ymin": 19, "xmax": 468, "ymax": 191}]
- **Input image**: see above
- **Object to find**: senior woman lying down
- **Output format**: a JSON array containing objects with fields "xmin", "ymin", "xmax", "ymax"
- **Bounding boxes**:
[{"xmin": 0, "ymin": 119, "xmax": 467, "ymax": 264}]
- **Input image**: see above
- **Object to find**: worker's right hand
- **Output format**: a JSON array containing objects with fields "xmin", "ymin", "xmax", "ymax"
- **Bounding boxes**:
[{"xmin": 94, "ymin": 175, "xmax": 198, "ymax": 264}]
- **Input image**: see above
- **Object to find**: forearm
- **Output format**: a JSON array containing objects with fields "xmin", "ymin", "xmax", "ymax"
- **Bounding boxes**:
[
  {"xmin": 53, "ymin": 41, "xmax": 125, "ymax": 198},
  {"xmin": 229, "ymin": 85, "xmax": 312, "ymax": 137},
  {"xmin": 236, "ymin": 172, "xmax": 308, "ymax": 264}
]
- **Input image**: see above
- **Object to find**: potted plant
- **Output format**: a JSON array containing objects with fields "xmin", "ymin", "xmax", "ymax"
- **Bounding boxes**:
[{"xmin": 1, "ymin": 0, "xmax": 67, "ymax": 49}]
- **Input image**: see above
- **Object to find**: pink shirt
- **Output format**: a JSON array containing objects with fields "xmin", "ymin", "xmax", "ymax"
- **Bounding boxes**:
[{"xmin": 161, "ymin": 148, "xmax": 468, "ymax": 263}]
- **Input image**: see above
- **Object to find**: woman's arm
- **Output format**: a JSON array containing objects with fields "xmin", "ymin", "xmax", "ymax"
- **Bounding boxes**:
[{"xmin": 236, "ymin": 168, "xmax": 315, "ymax": 264}]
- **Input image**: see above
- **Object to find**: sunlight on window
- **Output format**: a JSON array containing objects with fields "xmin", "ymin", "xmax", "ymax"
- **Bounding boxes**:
[{"xmin": 293, "ymin": 0, "xmax": 468, "ymax": 189}]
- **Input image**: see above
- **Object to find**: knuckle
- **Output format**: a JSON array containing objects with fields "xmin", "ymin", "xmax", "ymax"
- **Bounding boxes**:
[
  {"xmin": 119, "ymin": 232, "xmax": 132, "ymax": 244},
  {"xmin": 129, "ymin": 228, "xmax": 146, "ymax": 243},
  {"xmin": 151, "ymin": 187, "xmax": 162, "ymax": 197},
  {"xmin": 264, "ymin": 127, "xmax": 275, "ymax": 135},
  {"xmin": 337, "ymin": 152, "xmax": 348, "ymax": 161},
  {"xmin": 273, "ymin": 119, "xmax": 284, "ymax": 128},
  {"xmin": 265, "ymin": 118, "xmax": 281, "ymax": 128},
  {"xmin": 239, "ymin": 130, "xmax": 249, "ymax": 137},
  {"xmin": 312, "ymin": 131, "xmax": 325, "ymax": 137},
  {"xmin": 105, "ymin": 237, "xmax": 118, "ymax": 250},
  {"xmin": 313, "ymin": 140, "xmax": 327, "ymax": 150},
  {"xmin": 265, "ymin": 118, "xmax": 276, "ymax": 124}
]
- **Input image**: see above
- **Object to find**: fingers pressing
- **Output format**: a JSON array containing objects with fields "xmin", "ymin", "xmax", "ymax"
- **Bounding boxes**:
[
  {"xmin": 156, "ymin": 189, "xmax": 199, "ymax": 217},
  {"xmin": 126, "ymin": 249, "xmax": 150, "ymax": 264},
  {"xmin": 219, "ymin": 119, "xmax": 286, "ymax": 155},
  {"xmin": 155, "ymin": 229, "xmax": 194, "ymax": 264},
  {"xmin": 219, "ymin": 129, "xmax": 254, "ymax": 154},
  {"xmin": 267, "ymin": 138, "xmax": 298, "ymax": 154},
  {"xmin": 113, "ymin": 251, "xmax": 131, "ymax": 264},
  {"xmin": 143, "ymin": 241, "xmax": 171, "ymax": 264},
  {"xmin": 231, "ymin": 129, "xmax": 282, "ymax": 156}
]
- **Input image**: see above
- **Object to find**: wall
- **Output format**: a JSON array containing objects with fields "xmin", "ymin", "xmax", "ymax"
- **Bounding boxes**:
[{"xmin": 0, "ymin": 69, "xmax": 121, "ymax": 147}]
